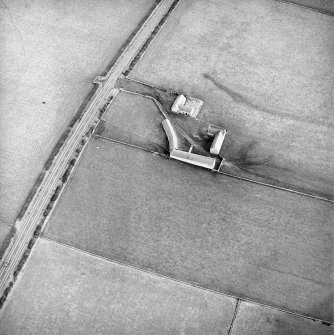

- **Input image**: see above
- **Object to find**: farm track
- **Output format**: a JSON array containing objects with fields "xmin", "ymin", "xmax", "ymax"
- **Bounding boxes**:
[{"xmin": 0, "ymin": 0, "xmax": 177, "ymax": 296}]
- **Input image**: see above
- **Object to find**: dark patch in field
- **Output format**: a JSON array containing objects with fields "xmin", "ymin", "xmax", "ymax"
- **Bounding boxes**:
[
  {"xmin": 94, "ymin": 119, "xmax": 106, "ymax": 136},
  {"xmin": 228, "ymin": 141, "xmax": 272, "ymax": 169},
  {"xmin": 219, "ymin": 139, "xmax": 334, "ymax": 200},
  {"xmin": 203, "ymin": 73, "xmax": 331, "ymax": 127}
]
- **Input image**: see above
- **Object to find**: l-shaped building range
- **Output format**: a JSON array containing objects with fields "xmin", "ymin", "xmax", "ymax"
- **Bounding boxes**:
[{"xmin": 162, "ymin": 94, "xmax": 227, "ymax": 170}]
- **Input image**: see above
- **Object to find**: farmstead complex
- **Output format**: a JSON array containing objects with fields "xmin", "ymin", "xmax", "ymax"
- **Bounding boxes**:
[{"xmin": 0, "ymin": 0, "xmax": 333, "ymax": 334}]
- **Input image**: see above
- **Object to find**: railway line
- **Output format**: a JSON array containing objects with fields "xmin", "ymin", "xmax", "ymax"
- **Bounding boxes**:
[{"xmin": 0, "ymin": 0, "xmax": 178, "ymax": 296}]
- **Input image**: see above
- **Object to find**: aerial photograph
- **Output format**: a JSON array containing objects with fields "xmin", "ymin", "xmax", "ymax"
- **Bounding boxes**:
[{"xmin": 0, "ymin": 0, "xmax": 333, "ymax": 334}]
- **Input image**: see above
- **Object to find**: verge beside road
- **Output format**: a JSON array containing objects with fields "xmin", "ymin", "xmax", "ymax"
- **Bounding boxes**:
[{"xmin": 0, "ymin": 0, "xmax": 178, "ymax": 299}]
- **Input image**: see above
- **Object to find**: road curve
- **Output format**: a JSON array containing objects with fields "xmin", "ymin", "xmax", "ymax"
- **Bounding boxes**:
[{"xmin": 0, "ymin": 0, "xmax": 178, "ymax": 295}]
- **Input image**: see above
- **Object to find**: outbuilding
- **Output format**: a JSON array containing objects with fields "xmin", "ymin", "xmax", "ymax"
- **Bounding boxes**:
[
  {"xmin": 171, "ymin": 94, "xmax": 187, "ymax": 114},
  {"xmin": 210, "ymin": 129, "xmax": 227, "ymax": 155}
]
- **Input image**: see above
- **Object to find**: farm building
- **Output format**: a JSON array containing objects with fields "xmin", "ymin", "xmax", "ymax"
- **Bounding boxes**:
[
  {"xmin": 170, "ymin": 149, "xmax": 216, "ymax": 170},
  {"xmin": 210, "ymin": 130, "xmax": 227, "ymax": 155},
  {"xmin": 162, "ymin": 119, "xmax": 216, "ymax": 170},
  {"xmin": 171, "ymin": 94, "xmax": 203, "ymax": 118},
  {"xmin": 206, "ymin": 125, "xmax": 222, "ymax": 137},
  {"xmin": 162, "ymin": 119, "xmax": 180, "ymax": 151}
]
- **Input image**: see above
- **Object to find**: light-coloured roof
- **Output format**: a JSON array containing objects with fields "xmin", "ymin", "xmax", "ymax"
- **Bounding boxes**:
[
  {"xmin": 162, "ymin": 119, "xmax": 180, "ymax": 151},
  {"xmin": 170, "ymin": 149, "xmax": 216, "ymax": 170},
  {"xmin": 171, "ymin": 94, "xmax": 186, "ymax": 112},
  {"xmin": 210, "ymin": 130, "xmax": 227, "ymax": 155}
]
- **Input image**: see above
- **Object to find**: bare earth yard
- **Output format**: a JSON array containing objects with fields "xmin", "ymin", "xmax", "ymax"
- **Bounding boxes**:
[
  {"xmin": 130, "ymin": 0, "xmax": 334, "ymax": 199},
  {"xmin": 0, "ymin": 0, "xmax": 155, "ymax": 224}
]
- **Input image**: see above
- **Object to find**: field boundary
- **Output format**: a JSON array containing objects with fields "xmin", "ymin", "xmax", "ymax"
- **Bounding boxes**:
[
  {"xmin": 227, "ymin": 299, "xmax": 241, "ymax": 335},
  {"xmin": 118, "ymin": 84, "xmax": 334, "ymax": 203},
  {"xmin": 95, "ymin": 134, "xmax": 169, "ymax": 158},
  {"xmin": 215, "ymin": 169, "xmax": 334, "ymax": 203},
  {"xmin": 117, "ymin": 88, "xmax": 207, "ymax": 155},
  {"xmin": 14, "ymin": 0, "xmax": 171, "ymax": 222},
  {"xmin": 0, "ymin": 235, "xmax": 43, "ymax": 319},
  {"xmin": 123, "ymin": 0, "xmax": 180, "ymax": 76},
  {"xmin": 16, "ymin": 85, "xmax": 100, "ymax": 221},
  {"xmin": 271, "ymin": 0, "xmax": 334, "ymax": 16},
  {"xmin": 39, "ymin": 237, "xmax": 334, "ymax": 326},
  {"xmin": 0, "ymin": 0, "xmax": 178, "ymax": 298},
  {"xmin": 0, "ymin": 95, "xmax": 115, "ymax": 310},
  {"xmin": 0, "ymin": 0, "xmax": 180, "ymax": 313},
  {"xmin": 95, "ymin": 128, "xmax": 334, "ymax": 204},
  {"xmin": 0, "ymin": 227, "xmax": 16, "ymax": 262},
  {"xmin": 100, "ymin": 0, "xmax": 161, "ymax": 77}
]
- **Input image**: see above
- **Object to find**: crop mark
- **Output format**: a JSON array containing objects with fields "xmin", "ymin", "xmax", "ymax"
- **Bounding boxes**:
[{"xmin": 203, "ymin": 73, "xmax": 332, "ymax": 127}]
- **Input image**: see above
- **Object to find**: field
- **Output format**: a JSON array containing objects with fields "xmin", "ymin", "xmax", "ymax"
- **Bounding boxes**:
[
  {"xmin": 286, "ymin": 0, "xmax": 334, "ymax": 13},
  {"xmin": 1, "ymin": 238, "xmax": 331, "ymax": 335},
  {"xmin": 129, "ymin": 0, "xmax": 334, "ymax": 200},
  {"xmin": 0, "ymin": 0, "xmax": 155, "ymax": 224},
  {"xmin": 0, "ymin": 238, "xmax": 237, "ymax": 335},
  {"xmin": 98, "ymin": 90, "xmax": 168, "ymax": 154},
  {"xmin": 43, "ymin": 91, "xmax": 333, "ymax": 322},
  {"xmin": 231, "ymin": 302, "xmax": 333, "ymax": 335},
  {"xmin": 2, "ymin": 0, "xmax": 333, "ymax": 332}
]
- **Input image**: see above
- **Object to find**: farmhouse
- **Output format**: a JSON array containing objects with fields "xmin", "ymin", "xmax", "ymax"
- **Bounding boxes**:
[
  {"xmin": 172, "ymin": 95, "xmax": 187, "ymax": 114},
  {"xmin": 171, "ymin": 94, "xmax": 204, "ymax": 118}
]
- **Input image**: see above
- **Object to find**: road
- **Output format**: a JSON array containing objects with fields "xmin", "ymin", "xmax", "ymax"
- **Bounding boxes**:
[{"xmin": 0, "ymin": 0, "xmax": 178, "ymax": 295}]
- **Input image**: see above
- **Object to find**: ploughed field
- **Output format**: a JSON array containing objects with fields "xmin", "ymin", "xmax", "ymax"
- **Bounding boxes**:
[
  {"xmin": 43, "ymin": 92, "xmax": 333, "ymax": 322},
  {"xmin": 0, "ymin": 238, "xmax": 237, "ymax": 335},
  {"xmin": 2, "ymin": 238, "xmax": 332, "ymax": 334},
  {"xmin": 129, "ymin": 0, "xmax": 334, "ymax": 200},
  {"xmin": 0, "ymin": 0, "xmax": 155, "ymax": 225}
]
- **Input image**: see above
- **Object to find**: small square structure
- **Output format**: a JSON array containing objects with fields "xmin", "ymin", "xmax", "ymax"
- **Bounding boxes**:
[{"xmin": 171, "ymin": 94, "xmax": 203, "ymax": 118}]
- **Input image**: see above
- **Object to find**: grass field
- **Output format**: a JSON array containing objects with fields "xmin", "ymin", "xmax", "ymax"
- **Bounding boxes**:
[
  {"xmin": 2, "ymin": 240, "xmax": 331, "ymax": 334},
  {"xmin": 98, "ymin": 90, "xmax": 169, "ymax": 154},
  {"xmin": 0, "ymin": 238, "xmax": 237, "ymax": 335},
  {"xmin": 43, "ymin": 136, "xmax": 333, "ymax": 322},
  {"xmin": 129, "ymin": 0, "xmax": 334, "ymax": 199},
  {"xmin": 231, "ymin": 302, "xmax": 333, "ymax": 335},
  {"xmin": 0, "ymin": 0, "xmax": 155, "ymax": 224},
  {"xmin": 284, "ymin": 0, "xmax": 334, "ymax": 13}
]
